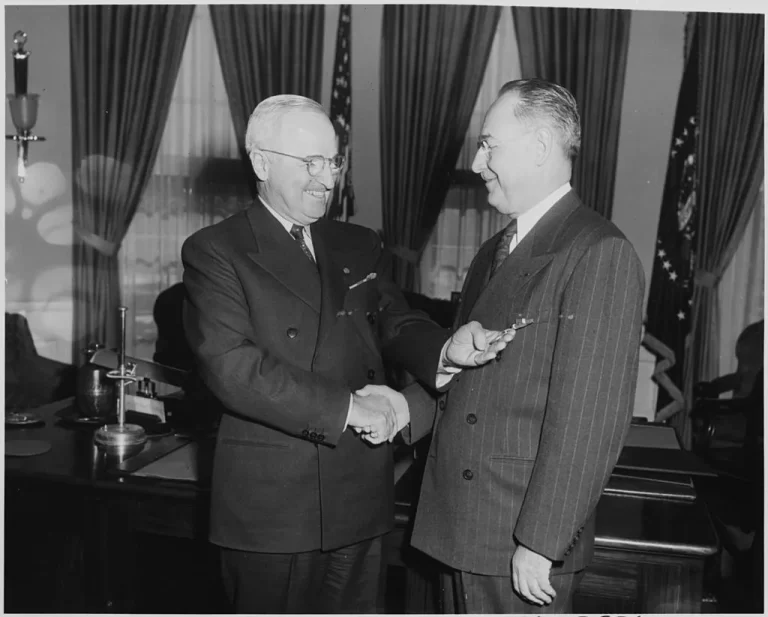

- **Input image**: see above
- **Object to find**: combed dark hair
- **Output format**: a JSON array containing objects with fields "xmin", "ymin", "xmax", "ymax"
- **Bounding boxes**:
[{"xmin": 498, "ymin": 79, "xmax": 581, "ymax": 160}]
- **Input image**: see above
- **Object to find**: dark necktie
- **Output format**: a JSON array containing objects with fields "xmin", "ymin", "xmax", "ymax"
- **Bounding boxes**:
[
  {"xmin": 491, "ymin": 219, "xmax": 518, "ymax": 275},
  {"xmin": 290, "ymin": 224, "xmax": 316, "ymax": 265}
]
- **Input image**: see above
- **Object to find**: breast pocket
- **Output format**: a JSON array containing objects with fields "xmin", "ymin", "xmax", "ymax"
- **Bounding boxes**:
[{"xmin": 343, "ymin": 284, "xmax": 381, "ymax": 349}]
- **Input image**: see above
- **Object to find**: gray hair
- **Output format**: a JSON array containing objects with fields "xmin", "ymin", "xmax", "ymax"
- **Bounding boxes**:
[
  {"xmin": 498, "ymin": 79, "xmax": 581, "ymax": 160},
  {"xmin": 244, "ymin": 94, "xmax": 327, "ymax": 155}
]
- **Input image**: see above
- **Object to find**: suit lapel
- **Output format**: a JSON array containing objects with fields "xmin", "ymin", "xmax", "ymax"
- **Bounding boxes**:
[
  {"xmin": 245, "ymin": 203, "xmax": 322, "ymax": 313},
  {"xmin": 465, "ymin": 192, "xmax": 581, "ymax": 321},
  {"xmin": 311, "ymin": 219, "xmax": 350, "ymax": 348},
  {"xmin": 458, "ymin": 232, "xmax": 497, "ymax": 325}
]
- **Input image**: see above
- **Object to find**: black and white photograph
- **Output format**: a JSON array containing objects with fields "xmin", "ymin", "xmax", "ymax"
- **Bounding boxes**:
[{"xmin": 4, "ymin": 1, "xmax": 764, "ymax": 614}]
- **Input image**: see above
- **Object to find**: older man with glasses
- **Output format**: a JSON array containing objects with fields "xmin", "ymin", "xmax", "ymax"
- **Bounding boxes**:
[{"xmin": 181, "ymin": 94, "xmax": 512, "ymax": 613}]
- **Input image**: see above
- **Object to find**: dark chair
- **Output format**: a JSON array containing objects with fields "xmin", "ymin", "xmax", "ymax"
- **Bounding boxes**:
[
  {"xmin": 693, "ymin": 370, "xmax": 763, "ymax": 613},
  {"xmin": 153, "ymin": 283, "xmax": 195, "ymax": 371},
  {"xmin": 692, "ymin": 320, "xmax": 764, "ymax": 473},
  {"xmin": 5, "ymin": 312, "xmax": 76, "ymax": 410}
]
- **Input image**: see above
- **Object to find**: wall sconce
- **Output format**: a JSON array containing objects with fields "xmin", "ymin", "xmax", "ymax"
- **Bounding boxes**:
[{"xmin": 6, "ymin": 31, "xmax": 45, "ymax": 184}]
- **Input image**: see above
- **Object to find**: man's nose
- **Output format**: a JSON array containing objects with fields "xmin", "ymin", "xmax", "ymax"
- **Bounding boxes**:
[
  {"xmin": 471, "ymin": 150, "xmax": 486, "ymax": 174},
  {"xmin": 317, "ymin": 164, "xmax": 335, "ymax": 189}
]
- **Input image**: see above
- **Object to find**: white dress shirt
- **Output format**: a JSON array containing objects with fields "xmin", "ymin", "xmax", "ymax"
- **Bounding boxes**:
[
  {"xmin": 506, "ymin": 182, "xmax": 571, "ymax": 255},
  {"xmin": 258, "ymin": 196, "xmax": 317, "ymax": 260}
]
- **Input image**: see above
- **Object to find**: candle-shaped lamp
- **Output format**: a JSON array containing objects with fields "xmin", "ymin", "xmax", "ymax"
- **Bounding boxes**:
[{"xmin": 6, "ymin": 30, "xmax": 45, "ymax": 183}]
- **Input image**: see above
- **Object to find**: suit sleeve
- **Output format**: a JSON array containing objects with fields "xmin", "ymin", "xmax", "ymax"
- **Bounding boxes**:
[
  {"xmin": 514, "ymin": 236, "xmax": 645, "ymax": 562},
  {"xmin": 182, "ymin": 234, "xmax": 351, "ymax": 446},
  {"xmin": 371, "ymin": 233, "xmax": 450, "ymax": 382},
  {"xmin": 400, "ymin": 382, "xmax": 438, "ymax": 445}
]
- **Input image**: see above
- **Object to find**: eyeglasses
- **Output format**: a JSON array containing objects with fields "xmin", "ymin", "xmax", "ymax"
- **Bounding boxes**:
[
  {"xmin": 260, "ymin": 148, "xmax": 346, "ymax": 177},
  {"xmin": 477, "ymin": 128, "xmax": 536, "ymax": 158},
  {"xmin": 476, "ymin": 139, "xmax": 496, "ymax": 158}
]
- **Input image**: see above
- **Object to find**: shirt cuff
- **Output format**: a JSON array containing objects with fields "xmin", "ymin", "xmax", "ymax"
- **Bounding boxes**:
[
  {"xmin": 343, "ymin": 393, "xmax": 354, "ymax": 431},
  {"xmin": 436, "ymin": 338, "xmax": 462, "ymax": 388}
]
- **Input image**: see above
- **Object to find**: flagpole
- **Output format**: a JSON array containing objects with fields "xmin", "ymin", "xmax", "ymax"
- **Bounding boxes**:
[{"xmin": 327, "ymin": 4, "xmax": 354, "ymax": 222}]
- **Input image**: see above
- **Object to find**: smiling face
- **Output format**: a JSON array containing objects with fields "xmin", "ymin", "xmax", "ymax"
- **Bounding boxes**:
[
  {"xmin": 254, "ymin": 109, "xmax": 337, "ymax": 226},
  {"xmin": 471, "ymin": 94, "xmax": 540, "ymax": 218}
]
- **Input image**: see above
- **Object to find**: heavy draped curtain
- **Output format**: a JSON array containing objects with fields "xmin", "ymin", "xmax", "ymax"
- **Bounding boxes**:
[
  {"xmin": 119, "ymin": 7, "xmax": 248, "ymax": 362},
  {"xmin": 681, "ymin": 13, "xmax": 764, "ymax": 447},
  {"xmin": 209, "ymin": 4, "xmax": 324, "ymax": 161},
  {"xmin": 512, "ymin": 7, "xmax": 631, "ymax": 220},
  {"xmin": 71, "ymin": 6, "xmax": 194, "ymax": 357},
  {"xmin": 380, "ymin": 5, "xmax": 501, "ymax": 290}
]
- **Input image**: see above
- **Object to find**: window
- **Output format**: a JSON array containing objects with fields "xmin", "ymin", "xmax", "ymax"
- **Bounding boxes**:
[
  {"xmin": 119, "ymin": 6, "xmax": 250, "ymax": 361},
  {"xmin": 419, "ymin": 9, "xmax": 521, "ymax": 299}
]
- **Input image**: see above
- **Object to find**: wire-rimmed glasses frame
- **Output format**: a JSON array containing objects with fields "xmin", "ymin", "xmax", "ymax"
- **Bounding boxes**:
[
  {"xmin": 476, "ymin": 126, "xmax": 538, "ymax": 160},
  {"xmin": 259, "ymin": 148, "xmax": 346, "ymax": 178}
]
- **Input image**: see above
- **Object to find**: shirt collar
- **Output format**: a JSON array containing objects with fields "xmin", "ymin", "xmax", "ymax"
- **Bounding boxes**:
[
  {"xmin": 258, "ymin": 195, "xmax": 311, "ymax": 238},
  {"xmin": 515, "ymin": 182, "xmax": 571, "ymax": 243}
]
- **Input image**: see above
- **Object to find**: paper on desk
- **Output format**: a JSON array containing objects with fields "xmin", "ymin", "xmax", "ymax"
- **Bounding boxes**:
[{"xmin": 132, "ymin": 441, "xmax": 200, "ymax": 482}]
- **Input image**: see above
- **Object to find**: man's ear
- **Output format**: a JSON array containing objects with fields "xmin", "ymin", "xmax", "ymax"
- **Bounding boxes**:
[
  {"xmin": 250, "ymin": 150, "xmax": 269, "ymax": 181},
  {"xmin": 533, "ymin": 125, "xmax": 554, "ymax": 167}
]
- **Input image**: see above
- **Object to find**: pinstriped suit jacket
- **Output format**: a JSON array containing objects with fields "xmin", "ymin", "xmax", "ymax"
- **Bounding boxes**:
[{"xmin": 394, "ymin": 191, "xmax": 645, "ymax": 577}]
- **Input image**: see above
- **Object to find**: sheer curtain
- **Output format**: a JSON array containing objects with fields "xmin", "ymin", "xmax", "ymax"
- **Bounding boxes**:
[
  {"xmin": 419, "ymin": 9, "xmax": 520, "ymax": 298},
  {"xmin": 119, "ymin": 6, "xmax": 251, "ymax": 360},
  {"xmin": 717, "ymin": 184, "xmax": 765, "ymax": 379}
]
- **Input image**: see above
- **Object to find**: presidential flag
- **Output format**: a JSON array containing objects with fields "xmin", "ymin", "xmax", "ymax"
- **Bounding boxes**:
[
  {"xmin": 327, "ymin": 5, "xmax": 355, "ymax": 221},
  {"xmin": 643, "ymin": 27, "xmax": 699, "ymax": 421}
]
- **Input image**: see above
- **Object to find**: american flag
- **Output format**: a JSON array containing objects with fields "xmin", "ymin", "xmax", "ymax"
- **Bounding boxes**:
[
  {"xmin": 327, "ymin": 5, "xmax": 355, "ymax": 221},
  {"xmin": 643, "ymin": 27, "xmax": 699, "ymax": 422}
]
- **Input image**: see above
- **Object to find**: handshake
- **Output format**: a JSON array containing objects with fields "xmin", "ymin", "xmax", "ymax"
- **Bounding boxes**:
[{"xmin": 348, "ymin": 320, "xmax": 515, "ymax": 444}]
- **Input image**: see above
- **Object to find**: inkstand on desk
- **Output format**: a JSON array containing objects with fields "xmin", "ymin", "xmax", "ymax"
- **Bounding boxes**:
[{"xmin": 93, "ymin": 307, "xmax": 148, "ymax": 458}]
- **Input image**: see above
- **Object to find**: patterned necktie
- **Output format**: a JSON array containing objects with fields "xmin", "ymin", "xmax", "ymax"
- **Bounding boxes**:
[
  {"xmin": 290, "ymin": 224, "xmax": 316, "ymax": 265},
  {"xmin": 491, "ymin": 219, "xmax": 517, "ymax": 276}
]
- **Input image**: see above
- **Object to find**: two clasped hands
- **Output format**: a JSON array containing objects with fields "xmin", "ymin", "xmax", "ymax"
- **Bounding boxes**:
[{"xmin": 347, "ymin": 321, "xmax": 515, "ymax": 444}]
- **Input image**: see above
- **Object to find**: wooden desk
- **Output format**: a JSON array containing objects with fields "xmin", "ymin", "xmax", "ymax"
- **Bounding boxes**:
[{"xmin": 6, "ymin": 400, "xmax": 718, "ymax": 613}]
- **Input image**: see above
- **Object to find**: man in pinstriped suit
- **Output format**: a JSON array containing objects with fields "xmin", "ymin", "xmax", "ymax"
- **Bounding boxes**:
[{"xmin": 366, "ymin": 79, "xmax": 645, "ymax": 613}]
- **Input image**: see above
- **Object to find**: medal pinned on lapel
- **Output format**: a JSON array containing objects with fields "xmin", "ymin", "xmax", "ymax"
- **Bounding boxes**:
[
  {"xmin": 348, "ymin": 272, "xmax": 377, "ymax": 290},
  {"xmin": 496, "ymin": 317, "xmax": 534, "ymax": 362},
  {"xmin": 500, "ymin": 317, "xmax": 534, "ymax": 338}
]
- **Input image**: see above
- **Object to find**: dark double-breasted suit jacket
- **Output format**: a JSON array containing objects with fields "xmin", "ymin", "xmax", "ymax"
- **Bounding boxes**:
[
  {"xmin": 182, "ymin": 202, "xmax": 443, "ymax": 554},
  {"xmin": 391, "ymin": 191, "xmax": 646, "ymax": 577}
]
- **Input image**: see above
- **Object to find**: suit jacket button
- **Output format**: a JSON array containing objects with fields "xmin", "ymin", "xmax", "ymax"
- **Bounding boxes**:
[
  {"xmin": 462, "ymin": 469, "xmax": 474, "ymax": 480},
  {"xmin": 466, "ymin": 413, "xmax": 477, "ymax": 425},
  {"xmin": 367, "ymin": 312, "xmax": 376, "ymax": 325},
  {"xmin": 317, "ymin": 434, "xmax": 325, "ymax": 442},
  {"xmin": 302, "ymin": 429, "xmax": 309, "ymax": 437},
  {"xmin": 286, "ymin": 327, "xmax": 298, "ymax": 339},
  {"xmin": 438, "ymin": 399, "xmax": 447, "ymax": 410},
  {"xmin": 367, "ymin": 369, "xmax": 375, "ymax": 380},
  {"xmin": 310, "ymin": 431, "xmax": 318, "ymax": 440}
]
